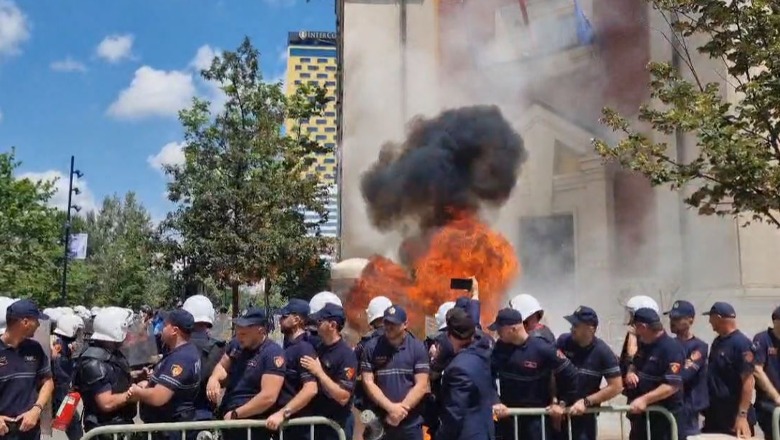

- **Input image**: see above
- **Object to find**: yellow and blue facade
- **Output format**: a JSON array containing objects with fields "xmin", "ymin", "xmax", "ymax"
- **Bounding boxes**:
[{"xmin": 285, "ymin": 31, "xmax": 339, "ymax": 242}]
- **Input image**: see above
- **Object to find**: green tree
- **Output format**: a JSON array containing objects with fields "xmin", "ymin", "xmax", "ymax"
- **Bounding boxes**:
[
  {"xmin": 0, "ymin": 150, "xmax": 61, "ymax": 303},
  {"xmin": 594, "ymin": 0, "xmax": 780, "ymax": 226},
  {"xmin": 161, "ymin": 37, "xmax": 332, "ymax": 317}
]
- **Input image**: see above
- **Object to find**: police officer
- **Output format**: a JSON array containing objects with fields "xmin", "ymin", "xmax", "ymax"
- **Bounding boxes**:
[
  {"xmin": 663, "ymin": 300, "xmax": 708, "ymax": 438},
  {"xmin": 352, "ymin": 296, "xmax": 392, "ymax": 440},
  {"xmin": 307, "ymin": 292, "xmax": 344, "ymax": 350},
  {"xmin": 490, "ymin": 308, "xmax": 577, "ymax": 440},
  {"xmin": 623, "ymin": 308, "xmax": 685, "ymax": 440},
  {"xmin": 361, "ymin": 305, "xmax": 430, "ymax": 440},
  {"xmin": 206, "ymin": 308, "xmax": 285, "ymax": 440},
  {"xmin": 436, "ymin": 308, "xmax": 496, "ymax": 440},
  {"xmin": 509, "ymin": 294, "xmax": 555, "ymax": 344},
  {"xmin": 557, "ymin": 306, "xmax": 623, "ymax": 440},
  {"xmin": 182, "ymin": 294, "xmax": 226, "ymax": 421},
  {"xmin": 620, "ymin": 296, "xmax": 660, "ymax": 376},
  {"xmin": 303, "ymin": 303, "xmax": 358, "ymax": 440},
  {"xmin": 0, "ymin": 300, "xmax": 54, "ymax": 440},
  {"xmin": 73, "ymin": 307, "xmax": 137, "ymax": 434},
  {"xmin": 51, "ymin": 314, "xmax": 85, "ymax": 440},
  {"xmin": 753, "ymin": 306, "xmax": 780, "ymax": 439},
  {"xmin": 266, "ymin": 299, "xmax": 318, "ymax": 439},
  {"xmin": 131, "ymin": 309, "xmax": 201, "ymax": 439},
  {"xmin": 701, "ymin": 302, "xmax": 755, "ymax": 437}
]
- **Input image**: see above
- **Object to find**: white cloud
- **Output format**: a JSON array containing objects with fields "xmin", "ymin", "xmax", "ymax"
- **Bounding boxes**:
[
  {"xmin": 96, "ymin": 34, "xmax": 134, "ymax": 63},
  {"xmin": 148, "ymin": 141, "xmax": 186, "ymax": 174},
  {"xmin": 190, "ymin": 45, "xmax": 219, "ymax": 72},
  {"xmin": 107, "ymin": 66, "xmax": 196, "ymax": 119},
  {"xmin": 0, "ymin": 0, "xmax": 29, "ymax": 57},
  {"xmin": 50, "ymin": 56, "xmax": 87, "ymax": 73},
  {"xmin": 18, "ymin": 170, "xmax": 97, "ymax": 215}
]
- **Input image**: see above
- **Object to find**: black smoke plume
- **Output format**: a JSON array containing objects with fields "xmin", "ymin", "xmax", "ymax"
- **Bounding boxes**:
[{"xmin": 360, "ymin": 105, "xmax": 528, "ymax": 231}]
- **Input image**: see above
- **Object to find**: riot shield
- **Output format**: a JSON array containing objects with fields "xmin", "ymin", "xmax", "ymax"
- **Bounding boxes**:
[
  {"xmin": 120, "ymin": 319, "xmax": 160, "ymax": 368},
  {"xmin": 33, "ymin": 318, "xmax": 53, "ymax": 436}
]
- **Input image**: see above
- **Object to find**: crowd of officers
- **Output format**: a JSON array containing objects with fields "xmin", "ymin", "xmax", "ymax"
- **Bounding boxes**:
[{"xmin": 3, "ymin": 286, "xmax": 780, "ymax": 440}]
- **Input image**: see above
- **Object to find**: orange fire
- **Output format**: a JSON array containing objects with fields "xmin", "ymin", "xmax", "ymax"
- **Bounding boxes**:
[{"xmin": 345, "ymin": 213, "xmax": 520, "ymax": 335}]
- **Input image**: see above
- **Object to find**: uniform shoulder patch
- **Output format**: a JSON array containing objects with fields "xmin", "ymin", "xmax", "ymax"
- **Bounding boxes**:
[
  {"xmin": 669, "ymin": 362, "xmax": 681, "ymax": 374},
  {"xmin": 171, "ymin": 364, "xmax": 183, "ymax": 377},
  {"xmin": 556, "ymin": 349, "xmax": 567, "ymax": 360},
  {"xmin": 274, "ymin": 356, "xmax": 285, "ymax": 368},
  {"xmin": 744, "ymin": 351, "xmax": 755, "ymax": 363},
  {"xmin": 689, "ymin": 350, "xmax": 701, "ymax": 361},
  {"xmin": 345, "ymin": 367, "xmax": 355, "ymax": 380}
]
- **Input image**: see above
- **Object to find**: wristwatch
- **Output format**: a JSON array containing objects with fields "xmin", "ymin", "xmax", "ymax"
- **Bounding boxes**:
[
  {"xmin": 738, "ymin": 409, "xmax": 748, "ymax": 418},
  {"xmin": 230, "ymin": 410, "xmax": 239, "ymax": 420},
  {"xmin": 583, "ymin": 398, "xmax": 594, "ymax": 408},
  {"xmin": 283, "ymin": 408, "xmax": 293, "ymax": 420}
]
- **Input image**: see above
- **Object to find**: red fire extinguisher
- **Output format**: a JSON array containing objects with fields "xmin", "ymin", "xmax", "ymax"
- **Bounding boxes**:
[{"xmin": 53, "ymin": 392, "xmax": 81, "ymax": 431}]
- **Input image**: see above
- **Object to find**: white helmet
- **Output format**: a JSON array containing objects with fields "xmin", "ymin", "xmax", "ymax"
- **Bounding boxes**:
[
  {"xmin": 625, "ymin": 295, "xmax": 660, "ymax": 324},
  {"xmin": 44, "ymin": 308, "xmax": 62, "ymax": 324},
  {"xmin": 435, "ymin": 301, "xmax": 456, "ymax": 330},
  {"xmin": 0, "ymin": 297, "xmax": 19, "ymax": 334},
  {"xmin": 509, "ymin": 294, "xmax": 543, "ymax": 321},
  {"xmin": 59, "ymin": 307, "xmax": 75, "ymax": 315},
  {"xmin": 366, "ymin": 296, "xmax": 393, "ymax": 325},
  {"xmin": 91, "ymin": 308, "xmax": 130, "ymax": 342},
  {"xmin": 183, "ymin": 295, "xmax": 216, "ymax": 325},
  {"xmin": 54, "ymin": 314, "xmax": 85, "ymax": 338},
  {"xmin": 90, "ymin": 306, "xmax": 101, "ymax": 317},
  {"xmin": 309, "ymin": 291, "xmax": 342, "ymax": 314},
  {"xmin": 74, "ymin": 306, "xmax": 91, "ymax": 321}
]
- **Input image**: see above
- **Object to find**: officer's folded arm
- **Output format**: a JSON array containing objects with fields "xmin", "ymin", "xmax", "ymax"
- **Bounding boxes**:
[
  {"xmin": 637, "ymin": 382, "xmax": 680, "ymax": 406},
  {"xmin": 401, "ymin": 372, "xmax": 430, "ymax": 410},
  {"xmin": 206, "ymin": 356, "xmax": 231, "ymax": 402},
  {"xmin": 94, "ymin": 389, "xmax": 132, "ymax": 413},
  {"xmin": 129, "ymin": 382, "xmax": 175, "ymax": 407},
  {"xmin": 271, "ymin": 379, "xmax": 318, "ymax": 420},
  {"xmin": 234, "ymin": 373, "xmax": 284, "ymax": 418},
  {"xmin": 361, "ymin": 371, "xmax": 396, "ymax": 413}
]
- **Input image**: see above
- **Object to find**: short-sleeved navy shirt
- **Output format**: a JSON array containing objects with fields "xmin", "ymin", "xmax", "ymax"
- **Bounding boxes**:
[
  {"xmin": 140, "ymin": 341, "xmax": 201, "ymax": 422},
  {"xmin": 277, "ymin": 333, "xmax": 317, "ymax": 413},
  {"xmin": 492, "ymin": 337, "xmax": 578, "ymax": 407},
  {"xmin": 222, "ymin": 337, "xmax": 286, "ymax": 415},
  {"xmin": 0, "ymin": 338, "xmax": 52, "ymax": 417},
  {"xmin": 361, "ymin": 333, "xmax": 429, "ymax": 426},
  {"xmin": 707, "ymin": 330, "xmax": 755, "ymax": 402},
  {"xmin": 310, "ymin": 338, "xmax": 358, "ymax": 425},
  {"xmin": 628, "ymin": 332, "xmax": 684, "ymax": 410},
  {"xmin": 677, "ymin": 336, "xmax": 709, "ymax": 412},
  {"xmin": 556, "ymin": 333, "xmax": 620, "ymax": 399},
  {"xmin": 754, "ymin": 329, "xmax": 780, "ymax": 405}
]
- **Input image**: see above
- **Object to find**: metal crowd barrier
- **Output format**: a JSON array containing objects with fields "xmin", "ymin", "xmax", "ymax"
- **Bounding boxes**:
[
  {"xmin": 78, "ymin": 417, "xmax": 346, "ymax": 440},
  {"xmin": 773, "ymin": 405, "xmax": 780, "ymax": 440},
  {"xmin": 505, "ymin": 404, "xmax": 679, "ymax": 440}
]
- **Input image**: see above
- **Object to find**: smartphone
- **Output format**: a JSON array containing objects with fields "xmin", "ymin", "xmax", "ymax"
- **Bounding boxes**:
[{"xmin": 450, "ymin": 278, "xmax": 473, "ymax": 291}]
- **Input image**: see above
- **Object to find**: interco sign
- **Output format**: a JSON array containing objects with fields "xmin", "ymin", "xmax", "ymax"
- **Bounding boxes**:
[{"xmin": 298, "ymin": 31, "xmax": 337, "ymax": 41}]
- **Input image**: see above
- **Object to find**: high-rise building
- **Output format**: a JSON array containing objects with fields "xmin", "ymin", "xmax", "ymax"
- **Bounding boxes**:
[{"xmin": 285, "ymin": 31, "xmax": 339, "ymax": 250}]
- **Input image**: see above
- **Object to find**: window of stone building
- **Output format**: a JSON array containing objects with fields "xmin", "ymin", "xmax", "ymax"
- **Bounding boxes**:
[
  {"xmin": 519, "ymin": 214, "xmax": 576, "ymax": 293},
  {"xmin": 553, "ymin": 140, "xmax": 581, "ymax": 175}
]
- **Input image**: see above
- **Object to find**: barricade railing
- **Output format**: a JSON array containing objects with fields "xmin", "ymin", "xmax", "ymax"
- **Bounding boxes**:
[
  {"xmin": 504, "ymin": 404, "xmax": 678, "ymax": 440},
  {"xmin": 772, "ymin": 405, "xmax": 780, "ymax": 440},
  {"xmin": 78, "ymin": 416, "xmax": 346, "ymax": 440}
]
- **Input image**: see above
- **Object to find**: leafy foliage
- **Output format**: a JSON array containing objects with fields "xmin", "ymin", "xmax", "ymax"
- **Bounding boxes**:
[
  {"xmin": 594, "ymin": 0, "xmax": 780, "ymax": 227},
  {"xmin": 160, "ymin": 38, "xmax": 332, "ymax": 311}
]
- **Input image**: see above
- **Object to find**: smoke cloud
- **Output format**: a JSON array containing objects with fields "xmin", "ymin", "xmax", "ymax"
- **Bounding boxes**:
[{"xmin": 360, "ymin": 105, "xmax": 528, "ymax": 231}]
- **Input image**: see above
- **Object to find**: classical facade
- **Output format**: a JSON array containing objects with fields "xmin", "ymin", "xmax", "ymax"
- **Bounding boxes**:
[{"xmin": 336, "ymin": 0, "xmax": 780, "ymax": 342}]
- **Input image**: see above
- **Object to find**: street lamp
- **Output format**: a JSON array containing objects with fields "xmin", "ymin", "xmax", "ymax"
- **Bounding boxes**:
[{"xmin": 60, "ymin": 155, "xmax": 83, "ymax": 304}]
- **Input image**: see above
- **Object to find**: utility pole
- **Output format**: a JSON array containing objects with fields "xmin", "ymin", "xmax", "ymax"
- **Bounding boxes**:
[{"xmin": 60, "ymin": 155, "xmax": 83, "ymax": 304}]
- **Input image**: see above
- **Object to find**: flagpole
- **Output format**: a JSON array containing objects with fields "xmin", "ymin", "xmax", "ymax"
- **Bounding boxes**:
[{"xmin": 60, "ymin": 156, "xmax": 83, "ymax": 304}]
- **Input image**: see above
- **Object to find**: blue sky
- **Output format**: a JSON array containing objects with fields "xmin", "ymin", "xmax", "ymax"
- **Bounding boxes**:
[{"xmin": 0, "ymin": 0, "xmax": 336, "ymax": 222}]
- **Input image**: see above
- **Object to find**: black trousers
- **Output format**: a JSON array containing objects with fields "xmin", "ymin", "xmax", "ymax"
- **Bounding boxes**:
[{"xmin": 628, "ymin": 411, "xmax": 686, "ymax": 440}]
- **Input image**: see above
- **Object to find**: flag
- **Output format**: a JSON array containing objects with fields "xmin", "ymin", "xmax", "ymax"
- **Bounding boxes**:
[
  {"xmin": 573, "ymin": 0, "xmax": 595, "ymax": 45},
  {"xmin": 68, "ymin": 233, "xmax": 88, "ymax": 260}
]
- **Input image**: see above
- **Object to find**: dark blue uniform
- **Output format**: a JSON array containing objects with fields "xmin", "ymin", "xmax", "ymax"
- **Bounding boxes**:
[
  {"xmin": 139, "ymin": 342, "xmax": 201, "ymax": 426},
  {"xmin": 310, "ymin": 339, "xmax": 358, "ymax": 440},
  {"xmin": 702, "ymin": 330, "xmax": 756, "ymax": 435},
  {"xmin": 0, "ymin": 338, "xmax": 51, "ymax": 440},
  {"xmin": 277, "ymin": 334, "xmax": 317, "ymax": 440},
  {"xmin": 625, "ymin": 332, "xmax": 685, "ymax": 440},
  {"xmin": 189, "ymin": 330, "xmax": 226, "ymax": 420},
  {"xmin": 353, "ymin": 328, "xmax": 382, "ymax": 411},
  {"xmin": 221, "ymin": 338, "xmax": 286, "ymax": 440},
  {"xmin": 491, "ymin": 337, "xmax": 578, "ymax": 440},
  {"xmin": 361, "ymin": 333, "xmax": 430, "ymax": 440},
  {"xmin": 51, "ymin": 336, "xmax": 82, "ymax": 440},
  {"xmin": 753, "ymin": 329, "xmax": 780, "ymax": 438},
  {"xmin": 436, "ymin": 340, "xmax": 496, "ymax": 440},
  {"xmin": 556, "ymin": 333, "xmax": 621, "ymax": 440},
  {"xmin": 676, "ymin": 336, "xmax": 708, "ymax": 437}
]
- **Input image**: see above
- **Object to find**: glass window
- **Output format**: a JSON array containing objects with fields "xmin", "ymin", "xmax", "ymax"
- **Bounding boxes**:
[
  {"xmin": 317, "ymin": 58, "xmax": 328, "ymax": 63},
  {"xmin": 325, "ymin": 81, "xmax": 336, "ymax": 87},
  {"xmin": 301, "ymin": 73, "xmax": 311, "ymax": 78},
  {"xmin": 317, "ymin": 73, "xmax": 328, "ymax": 79},
  {"xmin": 295, "ymin": 65, "xmax": 302, "ymax": 71},
  {"xmin": 316, "ymin": 119, "xmax": 327, "ymax": 125},
  {"xmin": 325, "ymin": 66, "xmax": 336, "ymax": 71},
  {"xmin": 324, "ymin": 158, "xmax": 336, "ymax": 164},
  {"xmin": 308, "ymin": 65, "xmax": 318, "ymax": 71},
  {"xmin": 300, "ymin": 58, "xmax": 311, "ymax": 62},
  {"xmin": 325, "ymin": 127, "xmax": 336, "ymax": 132},
  {"xmin": 316, "ymin": 135, "xmax": 327, "ymax": 140}
]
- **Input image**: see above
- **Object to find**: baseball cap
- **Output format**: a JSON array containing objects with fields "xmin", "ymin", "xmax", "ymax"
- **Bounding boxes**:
[
  {"xmin": 383, "ymin": 305, "xmax": 407, "ymax": 325},
  {"xmin": 633, "ymin": 308, "xmax": 661, "ymax": 325},
  {"xmin": 563, "ymin": 306, "xmax": 598, "ymax": 327},
  {"xmin": 311, "ymin": 302, "xmax": 346, "ymax": 325},
  {"xmin": 7, "ymin": 299, "xmax": 48, "ymax": 321},
  {"xmin": 234, "ymin": 308, "xmax": 269, "ymax": 327},
  {"xmin": 488, "ymin": 308, "xmax": 523, "ymax": 331},
  {"xmin": 702, "ymin": 302, "xmax": 736, "ymax": 318},
  {"xmin": 454, "ymin": 297, "xmax": 471, "ymax": 310},
  {"xmin": 664, "ymin": 300, "xmax": 695, "ymax": 319},
  {"xmin": 163, "ymin": 309, "xmax": 194, "ymax": 332},
  {"xmin": 280, "ymin": 299, "xmax": 310, "ymax": 318},
  {"xmin": 446, "ymin": 307, "xmax": 475, "ymax": 340},
  {"xmin": 772, "ymin": 306, "xmax": 780, "ymax": 321}
]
